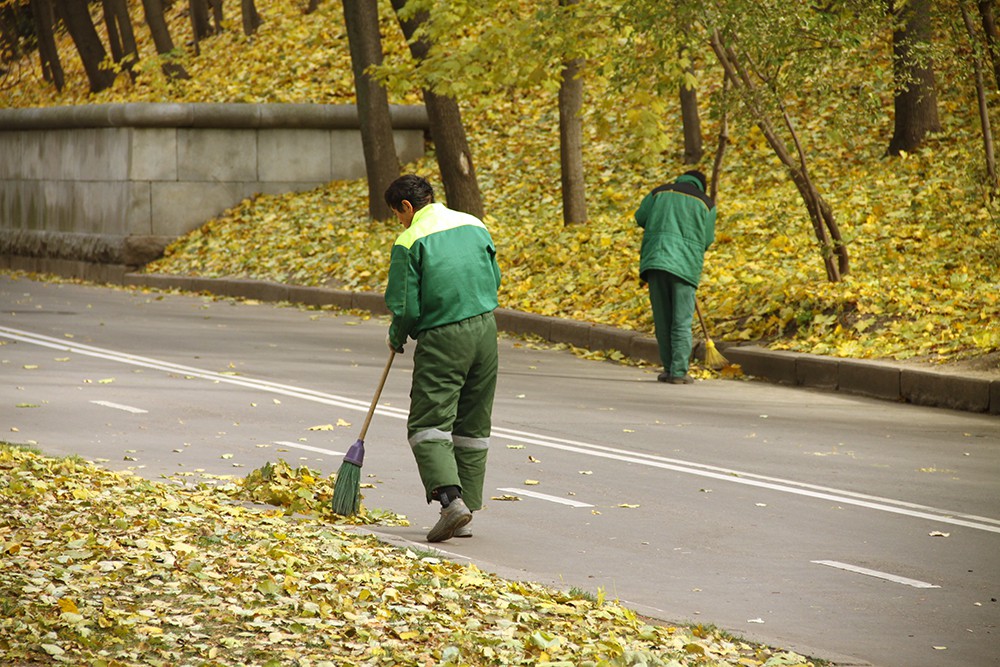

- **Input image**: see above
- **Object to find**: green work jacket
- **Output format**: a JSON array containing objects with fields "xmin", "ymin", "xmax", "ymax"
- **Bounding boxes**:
[
  {"xmin": 635, "ymin": 174, "xmax": 717, "ymax": 287},
  {"xmin": 385, "ymin": 203, "xmax": 501, "ymax": 350}
]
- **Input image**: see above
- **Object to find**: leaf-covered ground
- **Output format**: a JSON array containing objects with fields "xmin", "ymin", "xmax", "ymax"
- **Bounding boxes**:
[
  {"xmin": 2, "ymin": 0, "xmax": 998, "ymax": 368},
  {"xmin": 0, "ymin": 445, "xmax": 818, "ymax": 666}
]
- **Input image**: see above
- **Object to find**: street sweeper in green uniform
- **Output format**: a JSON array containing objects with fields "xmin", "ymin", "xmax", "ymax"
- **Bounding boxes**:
[{"xmin": 384, "ymin": 174, "xmax": 502, "ymax": 542}]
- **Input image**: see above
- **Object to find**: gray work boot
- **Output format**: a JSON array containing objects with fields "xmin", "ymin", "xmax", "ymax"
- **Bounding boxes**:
[
  {"xmin": 453, "ymin": 518, "xmax": 473, "ymax": 538},
  {"xmin": 426, "ymin": 498, "xmax": 472, "ymax": 542}
]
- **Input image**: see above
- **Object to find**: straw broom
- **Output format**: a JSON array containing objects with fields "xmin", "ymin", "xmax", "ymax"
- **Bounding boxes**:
[
  {"xmin": 695, "ymin": 299, "xmax": 729, "ymax": 370},
  {"xmin": 331, "ymin": 351, "xmax": 395, "ymax": 516}
]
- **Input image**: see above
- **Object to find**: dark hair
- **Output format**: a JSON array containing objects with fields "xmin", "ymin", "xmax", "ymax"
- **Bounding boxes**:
[
  {"xmin": 384, "ymin": 174, "xmax": 434, "ymax": 212},
  {"xmin": 682, "ymin": 169, "xmax": 707, "ymax": 192}
]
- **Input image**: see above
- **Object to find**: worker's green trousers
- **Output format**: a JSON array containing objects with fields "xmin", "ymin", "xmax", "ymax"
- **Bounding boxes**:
[
  {"xmin": 647, "ymin": 270, "xmax": 696, "ymax": 377},
  {"xmin": 407, "ymin": 312, "xmax": 498, "ymax": 511}
]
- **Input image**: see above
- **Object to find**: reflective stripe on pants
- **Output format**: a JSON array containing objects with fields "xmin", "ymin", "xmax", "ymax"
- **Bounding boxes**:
[{"xmin": 407, "ymin": 311, "xmax": 498, "ymax": 510}]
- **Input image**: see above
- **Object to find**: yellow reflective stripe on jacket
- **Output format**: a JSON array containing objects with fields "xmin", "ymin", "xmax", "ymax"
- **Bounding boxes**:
[{"xmin": 394, "ymin": 203, "xmax": 487, "ymax": 250}]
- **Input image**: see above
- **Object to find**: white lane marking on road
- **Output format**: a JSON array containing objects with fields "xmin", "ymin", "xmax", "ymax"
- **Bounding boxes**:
[
  {"xmin": 90, "ymin": 400, "xmax": 148, "ymax": 414},
  {"xmin": 274, "ymin": 441, "xmax": 343, "ymax": 457},
  {"xmin": 811, "ymin": 560, "xmax": 941, "ymax": 589},
  {"xmin": 490, "ymin": 427, "xmax": 1000, "ymax": 534},
  {"xmin": 496, "ymin": 487, "xmax": 594, "ymax": 508},
  {"xmin": 4, "ymin": 325, "xmax": 997, "ymax": 535}
]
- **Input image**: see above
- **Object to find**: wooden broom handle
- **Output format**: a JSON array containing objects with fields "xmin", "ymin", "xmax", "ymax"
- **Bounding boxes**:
[
  {"xmin": 358, "ymin": 351, "xmax": 395, "ymax": 441},
  {"xmin": 694, "ymin": 298, "xmax": 710, "ymax": 339}
]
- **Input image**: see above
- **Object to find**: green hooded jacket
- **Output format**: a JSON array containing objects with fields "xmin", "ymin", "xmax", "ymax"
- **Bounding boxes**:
[
  {"xmin": 635, "ymin": 173, "xmax": 716, "ymax": 287},
  {"xmin": 385, "ymin": 203, "xmax": 501, "ymax": 350}
]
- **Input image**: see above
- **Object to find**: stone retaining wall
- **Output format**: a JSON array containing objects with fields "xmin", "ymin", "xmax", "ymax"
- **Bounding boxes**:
[{"xmin": 0, "ymin": 103, "xmax": 428, "ymax": 277}]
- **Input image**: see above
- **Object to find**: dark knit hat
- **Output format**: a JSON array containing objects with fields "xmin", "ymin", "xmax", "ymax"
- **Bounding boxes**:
[{"xmin": 682, "ymin": 169, "xmax": 707, "ymax": 192}]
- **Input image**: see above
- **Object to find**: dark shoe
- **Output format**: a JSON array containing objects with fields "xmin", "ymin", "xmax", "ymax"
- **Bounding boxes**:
[
  {"xmin": 426, "ymin": 498, "xmax": 472, "ymax": 542},
  {"xmin": 657, "ymin": 372, "xmax": 693, "ymax": 384}
]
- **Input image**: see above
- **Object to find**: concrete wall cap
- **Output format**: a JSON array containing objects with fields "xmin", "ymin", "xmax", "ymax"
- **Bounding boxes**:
[{"xmin": 0, "ymin": 103, "xmax": 429, "ymax": 131}]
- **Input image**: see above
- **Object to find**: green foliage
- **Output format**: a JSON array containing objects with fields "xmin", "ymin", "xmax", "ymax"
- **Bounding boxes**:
[{"xmin": 372, "ymin": 0, "xmax": 610, "ymax": 98}]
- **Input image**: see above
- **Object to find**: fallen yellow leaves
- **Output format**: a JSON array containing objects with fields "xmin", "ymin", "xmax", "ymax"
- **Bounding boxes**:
[
  {"xmin": 17, "ymin": 441, "xmax": 819, "ymax": 666},
  {"xmin": 11, "ymin": 0, "xmax": 982, "ymax": 367}
]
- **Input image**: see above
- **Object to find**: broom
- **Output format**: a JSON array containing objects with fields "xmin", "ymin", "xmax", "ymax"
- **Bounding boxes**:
[
  {"xmin": 695, "ymin": 299, "xmax": 729, "ymax": 370},
  {"xmin": 331, "ymin": 350, "xmax": 395, "ymax": 516}
]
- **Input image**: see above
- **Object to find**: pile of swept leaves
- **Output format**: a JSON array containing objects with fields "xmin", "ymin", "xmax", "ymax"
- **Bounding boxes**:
[
  {"xmin": 2, "ymin": 0, "xmax": 998, "ymax": 365},
  {"xmin": 233, "ymin": 458, "xmax": 408, "ymax": 527},
  {"xmin": 0, "ymin": 445, "xmax": 816, "ymax": 666}
]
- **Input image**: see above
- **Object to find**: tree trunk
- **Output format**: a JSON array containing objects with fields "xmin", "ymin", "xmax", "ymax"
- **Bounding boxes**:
[
  {"xmin": 305, "ymin": 0, "xmax": 322, "ymax": 14},
  {"xmin": 887, "ymin": 0, "xmax": 941, "ymax": 155},
  {"xmin": 189, "ymin": 0, "xmax": 213, "ymax": 54},
  {"xmin": 679, "ymin": 79, "xmax": 703, "ymax": 165},
  {"xmin": 102, "ymin": 0, "xmax": 138, "ymax": 79},
  {"xmin": 141, "ymin": 0, "xmax": 190, "ymax": 79},
  {"xmin": 559, "ymin": 54, "xmax": 588, "ymax": 225},
  {"xmin": 342, "ymin": 0, "xmax": 401, "ymax": 220},
  {"xmin": 978, "ymin": 0, "xmax": 1000, "ymax": 90},
  {"xmin": 209, "ymin": 0, "xmax": 223, "ymax": 32},
  {"xmin": 29, "ymin": 0, "xmax": 64, "ymax": 90},
  {"xmin": 558, "ymin": 0, "xmax": 587, "ymax": 226},
  {"xmin": 59, "ymin": 0, "xmax": 117, "ymax": 93},
  {"xmin": 709, "ymin": 74, "xmax": 730, "ymax": 201},
  {"xmin": 709, "ymin": 28, "xmax": 848, "ymax": 282},
  {"xmin": 678, "ymin": 29, "xmax": 703, "ymax": 165},
  {"xmin": 390, "ymin": 0, "xmax": 484, "ymax": 218},
  {"xmin": 241, "ymin": 0, "xmax": 262, "ymax": 36},
  {"xmin": 962, "ymin": 1, "xmax": 998, "ymax": 192},
  {"xmin": 0, "ymin": 8, "xmax": 16, "ymax": 68}
]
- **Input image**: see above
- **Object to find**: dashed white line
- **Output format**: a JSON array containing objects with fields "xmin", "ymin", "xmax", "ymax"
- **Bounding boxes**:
[
  {"xmin": 90, "ymin": 400, "xmax": 148, "ymax": 414},
  {"xmin": 496, "ymin": 487, "xmax": 594, "ymax": 508},
  {"xmin": 811, "ymin": 560, "xmax": 940, "ymax": 589}
]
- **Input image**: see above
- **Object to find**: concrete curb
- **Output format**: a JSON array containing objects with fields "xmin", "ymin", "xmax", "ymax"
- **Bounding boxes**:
[{"xmin": 113, "ymin": 272, "xmax": 992, "ymax": 416}]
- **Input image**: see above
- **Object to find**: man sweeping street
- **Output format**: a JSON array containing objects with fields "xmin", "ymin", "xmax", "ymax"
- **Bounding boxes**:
[
  {"xmin": 635, "ymin": 170, "xmax": 716, "ymax": 384},
  {"xmin": 384, "ymin": 174, "xmax": 502, "ymax": 542}
]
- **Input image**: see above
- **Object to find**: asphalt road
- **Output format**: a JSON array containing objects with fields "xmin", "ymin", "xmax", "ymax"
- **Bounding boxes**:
[{"xmin": 2, "ymin": 275, "xmax": 998, "ymax": 667}]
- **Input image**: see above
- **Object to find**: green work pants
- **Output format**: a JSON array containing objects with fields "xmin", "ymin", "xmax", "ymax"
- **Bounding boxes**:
[
  {"xmin": 407, "ymin": 311, "xmax": 498, "ymax": 511},
  {"xmin": 647, "ymin": 270, "xmax": 696, "ymax": 377}
]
